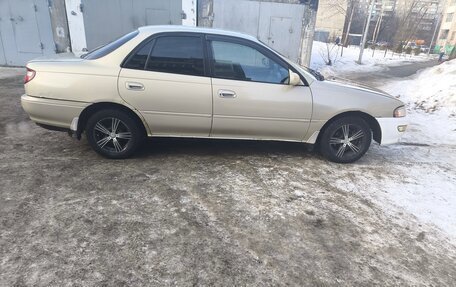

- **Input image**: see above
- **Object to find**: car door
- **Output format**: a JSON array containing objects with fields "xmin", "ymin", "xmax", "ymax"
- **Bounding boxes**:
[
  {"xmin": 207, "ymin": 36, "xmax": 312, "ymax": 141},
  {"xmin": 118, "ymin": 33, "xmax": 212, "ymax": 137}
]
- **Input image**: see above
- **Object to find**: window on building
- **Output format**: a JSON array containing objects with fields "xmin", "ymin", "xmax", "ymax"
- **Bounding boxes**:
[
  {"xmin": 451, "ymin": 31, "xmax": 456, "ymax": 41},
  {"xmin": 440, "ymin": 29, "xmax": 449, "ymax": 40},
  {"xmin": 446, "ymin": 13, "xmax": 454, "ymax": 22}
]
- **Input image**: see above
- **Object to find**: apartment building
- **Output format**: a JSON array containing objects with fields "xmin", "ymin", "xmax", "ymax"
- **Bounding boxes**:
[
  {"xmin": 359, "ymin": 0, "xmax": 396, "ymax": 18},
  {"xmin": 348, "ymin": 0, "xmax": 398, "ymax": 43},
  {"xmin": 395, "ymin": 0, "xmax": 442, "ymax": 43},
  {"xmin": 437, "ymin": 0, "xmax": 456, "ymax": 54},
  {"xmin": 314, "ymin": 0, "xmax": 348, "ymax": 41},
  {"xmin": 314, "ymin": 0, "xmax": 388, "ymax": 44}
]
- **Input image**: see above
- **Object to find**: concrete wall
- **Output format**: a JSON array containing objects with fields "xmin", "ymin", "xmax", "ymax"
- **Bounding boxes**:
[
  {"xmin": 183, "ymin": 0, "xmax": 197, "ymax": 26},
  {"xmin": 49, "ymin": 0, "xmax": 71, "ymax": 53},
  {"xmin": 65, "ymin": 0, "xmax": 87, "ymax": 54},
  {"xmin": 301, "ymin": 0, "xmax": 318, "ymax": 66}
]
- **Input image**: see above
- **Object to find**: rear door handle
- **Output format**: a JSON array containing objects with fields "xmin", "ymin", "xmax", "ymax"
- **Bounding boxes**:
[
  {"xmin": 126, "ymin": 82, "xmax": 144, "ymax": 91},
  {"xmin": 218, "ymin": 89, "xmax": 236, "ymax": 98}
]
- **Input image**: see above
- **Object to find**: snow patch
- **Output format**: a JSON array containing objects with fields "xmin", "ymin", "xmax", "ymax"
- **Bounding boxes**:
[
  {"xmin": 382, "ymin": 59, "xmax": 456, "ymax": 145},
  {"xmin": 383, "ymin": 60, "xmax": 456, "ymax": 115},
  {"xmin": 373, "ymin": 59, "xmax": 456, "ymax": 239},
  {"xmin": 310, "ymin": 41, "xmax": 433, "ymax": 76}
]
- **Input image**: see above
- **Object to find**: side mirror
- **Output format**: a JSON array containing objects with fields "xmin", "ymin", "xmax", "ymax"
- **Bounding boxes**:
[{"xmin": 289, "ymin": 70, "xmax": 301, "ymax": 86}]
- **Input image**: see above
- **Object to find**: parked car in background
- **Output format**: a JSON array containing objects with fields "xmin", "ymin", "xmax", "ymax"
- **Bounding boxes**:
[
  {"xmin": 21, "ymin": 26, "xmax": 407, "ymax": 163},
  {"xmin": 420, "ymin": 45, "xmax": 430, "ymax": 53},
  {"xmin": 376, "ymin": 41, "xmax": 389, "ymax": 48},
  {"xmin": 404, "ymin": 42, "xmax": 417, "ymax": 49}
]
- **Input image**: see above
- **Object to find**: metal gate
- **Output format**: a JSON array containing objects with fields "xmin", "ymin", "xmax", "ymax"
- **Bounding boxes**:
[
  {"xmin": 81, "ymin": 0, "xmax": 183, "ymax": 50},
  {"xmin": 212, "ymin": 0, "xmax": 305, "ymax": 63},
  {"xmin": 0, "ymin": 0, "xmax": 55, "ymax": 66}
]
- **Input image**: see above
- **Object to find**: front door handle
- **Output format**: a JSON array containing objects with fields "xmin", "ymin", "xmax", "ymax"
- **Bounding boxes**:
[
  {"xmin": 126, "ymin": 82, "xmax": 144, "ymax": 91},
  {"xmin": 218, "ymin": 89, "xmax": 236, "ymax": 98}
]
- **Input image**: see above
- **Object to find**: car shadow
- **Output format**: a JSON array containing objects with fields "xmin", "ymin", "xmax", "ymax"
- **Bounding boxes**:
[{"xmin": 135, "ymin": 137, "xmax": 318, "ymax": 159}]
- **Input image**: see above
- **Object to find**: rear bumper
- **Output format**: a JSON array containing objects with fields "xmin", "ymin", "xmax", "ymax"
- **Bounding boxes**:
[
  {"xmin": 21, "ymin": 95, "xmax": 88, "ymax": 129},
  {"xmin": 376, "ymin": 117, "xmax": 408, "ymax": 145}
]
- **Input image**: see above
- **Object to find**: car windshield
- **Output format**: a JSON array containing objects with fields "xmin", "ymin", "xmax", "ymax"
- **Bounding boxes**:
[
  {"xmin": 295, "ymin": 65, "xmax": 325, "ymax": 81},
  {"xmin": 81, "ymin": 30, "xmax": 139, "ymax": 60}
]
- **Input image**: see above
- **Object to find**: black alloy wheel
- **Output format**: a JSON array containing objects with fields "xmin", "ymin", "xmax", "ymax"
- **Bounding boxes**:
[
  {"xmin": 86, "ymin": 109, "xmax": 143, "ymax": 159},
  {"xmin": 320, "ymin": 117, "xmax": 372, "ymax": 163}
]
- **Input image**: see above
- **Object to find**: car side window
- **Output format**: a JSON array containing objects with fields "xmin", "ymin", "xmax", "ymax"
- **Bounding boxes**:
[
  {"xmin": 123, "ymin": 40, "xmax": 154, "ymax": 70},
  {"xmin": 210, "ymin": 40, "xmax": 289, "ymax": 84},
  {"xmin": 146, "ymin": 36, "xmax": 204, "ymax": 77}
]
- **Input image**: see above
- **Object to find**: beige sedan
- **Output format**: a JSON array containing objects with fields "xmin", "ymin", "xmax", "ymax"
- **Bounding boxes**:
[{"xmin": 21, "ymin": 26, "xmax": 407, "ymax": 163}]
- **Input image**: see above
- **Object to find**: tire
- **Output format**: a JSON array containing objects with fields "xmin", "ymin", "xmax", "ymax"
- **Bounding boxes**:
[
  {"xmin": 86, "ymin": 109, "xmax": 144, "ymax": 159},
  {"xmin": 320, "ymin": 116, "xmax": 372, "ymax": 163}
]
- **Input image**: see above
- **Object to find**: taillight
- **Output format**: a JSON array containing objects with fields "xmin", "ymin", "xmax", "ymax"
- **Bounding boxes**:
[{"xmin": 24, "ymin": 67, "xmax": 36, "ymax": 84}]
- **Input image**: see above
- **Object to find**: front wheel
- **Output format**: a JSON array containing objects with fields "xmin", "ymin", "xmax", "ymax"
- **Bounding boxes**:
[
  {"xmin": 320, "ymin": 116, "xmax": 372, "ymax": 163},
  {"xmin": 86, "ymin": 109, "xmax": 143, "ymax": 159}
]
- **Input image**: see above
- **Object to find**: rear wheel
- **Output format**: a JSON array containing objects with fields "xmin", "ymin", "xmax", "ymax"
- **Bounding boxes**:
[
  {"xmin": 320, "ymin": 116, "xmax": 372, "ymax": 163},
  {"xmin": 86, "ymin": 109, "xmax": 143, "ymax": 159}
]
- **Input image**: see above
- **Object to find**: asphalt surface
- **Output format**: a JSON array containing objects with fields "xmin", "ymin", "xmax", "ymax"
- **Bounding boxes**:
[
  {"xmin": 1, "ymin": 65, "xmax": 456, "ymax": 286},
  {"xmin": 335, "ymin": 59, "xmax": 438, "ymax": 85}
]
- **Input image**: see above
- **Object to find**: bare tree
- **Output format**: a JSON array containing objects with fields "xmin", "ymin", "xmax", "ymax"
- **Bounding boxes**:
[
  {"xmin": 319, "ymin": 0, "xmax": 350, "ymax": 16},
  {"xmin": 394, "ymin": 0, "xmax": 439, "ymax": 45},
  {"xmin": 318, "ymin": 41, "xmax": 341, "ymax": 66}
]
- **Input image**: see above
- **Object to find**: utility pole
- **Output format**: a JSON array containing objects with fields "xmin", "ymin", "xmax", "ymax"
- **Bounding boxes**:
[
  {"xmin": 428, "ymin": 13, "xmax": 440, "ymax": 56},
  {"xmin": 344, "ymin": 5, "xmax": 355, "ymax": 46},
  {"xmin": 372, "ymin": 4, "xmax": 384, "ymax": 44},
  {"xmin": 342, "ymin": 4, "xmax": 355, "ymax": 56},
  {"xmin": 357, "ymin": 0, "xmax": 376, "ymax": 64}
]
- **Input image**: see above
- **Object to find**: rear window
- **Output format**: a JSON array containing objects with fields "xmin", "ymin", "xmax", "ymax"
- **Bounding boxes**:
[{"xmin": 82, "ymin": 30, "xmax": 139, "ymax": 60}]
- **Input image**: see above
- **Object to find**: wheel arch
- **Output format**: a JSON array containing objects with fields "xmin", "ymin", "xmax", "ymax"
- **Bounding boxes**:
[
  {"xmin": 316, "ymin": 111, "xmax": 382, "ymax": 145},
  {"xmin": 76, "ymin": 102, "xmax": 149, "ymax": 139}
]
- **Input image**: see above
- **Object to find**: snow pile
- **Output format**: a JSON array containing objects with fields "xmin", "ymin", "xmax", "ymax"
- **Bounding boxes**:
[
  {"xmin": 370, "ymin": 61, "xmax": 456, "ymax": 239},
  {"xmin": 387, "ymin": 60, "xmax": 456, "ymax": 114},
  {"xmin": 381, "ymin": 59, "xmax": 456, "ymax": 145},
  {"xmin": 310, "ymin": 41, "xmax": 432, "ymax": 76}
]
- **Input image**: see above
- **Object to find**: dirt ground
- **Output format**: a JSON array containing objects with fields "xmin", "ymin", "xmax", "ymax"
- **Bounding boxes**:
[{"xmin": 1, "ymin": 71, "xmax": 456, "ymax": 286}]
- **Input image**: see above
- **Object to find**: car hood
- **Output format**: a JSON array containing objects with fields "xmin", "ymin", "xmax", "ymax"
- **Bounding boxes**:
[
  {"xmin": 28, "ymin": 53, "xmax": 83, "ymax": 63},
  {"xmin": 323, "ymin": 77, "xmax": 398, "ymax": 100}
]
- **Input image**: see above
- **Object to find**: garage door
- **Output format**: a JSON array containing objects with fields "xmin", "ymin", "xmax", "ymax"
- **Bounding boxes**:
[
  {"xmin": 212, "ymin": 0, "xmax": 305, "ymax": 63},
  {"xmin": 81, "ymin": 0, "xmax": 182, "ymax": 50},
  {"xmin": 0, "ymin": 0, "xmax": 55, "ymax": 66}
]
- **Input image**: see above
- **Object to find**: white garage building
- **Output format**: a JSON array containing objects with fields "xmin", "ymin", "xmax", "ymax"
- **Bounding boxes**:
[{"xmin": 0, "ymin": 0, "xmax": 317, "ymax": 66}]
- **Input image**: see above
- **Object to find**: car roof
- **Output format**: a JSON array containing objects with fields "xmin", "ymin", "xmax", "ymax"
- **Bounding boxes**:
[{"xmin": 137, "ymin": 25, "xmax": 259, "ymax": 42}]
